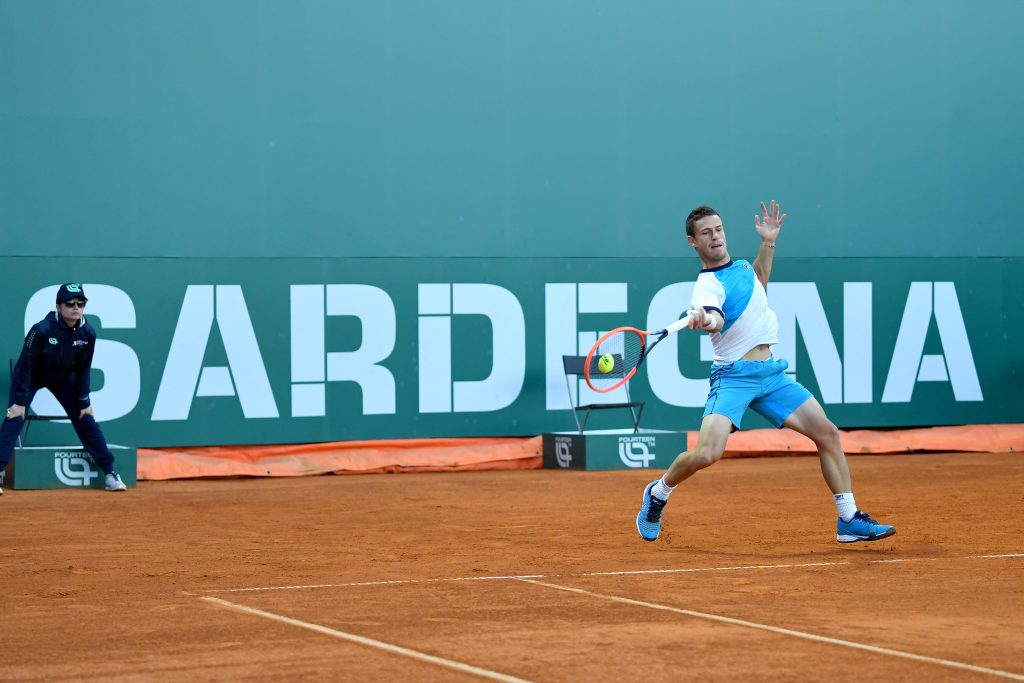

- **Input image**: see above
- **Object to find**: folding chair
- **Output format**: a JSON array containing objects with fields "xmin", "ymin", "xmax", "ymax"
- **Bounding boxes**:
[
  {"xmin": 8, "ymin": 359, "xmax": 65, "ymax": 448},
  {"xmin": 562, "ymin": 354, "xmax": 645, "ymax": 434}
]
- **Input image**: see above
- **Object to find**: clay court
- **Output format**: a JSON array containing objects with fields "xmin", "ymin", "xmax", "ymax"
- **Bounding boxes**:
[{"xmin": 2, "ymin": 450, "xmax": 1022, "ymax": 682}]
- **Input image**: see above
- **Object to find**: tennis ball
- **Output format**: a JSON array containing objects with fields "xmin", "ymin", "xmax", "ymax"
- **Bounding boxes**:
[{"xmin": 597, "ymin": 354, "xmax": 615, "ymax": 373}]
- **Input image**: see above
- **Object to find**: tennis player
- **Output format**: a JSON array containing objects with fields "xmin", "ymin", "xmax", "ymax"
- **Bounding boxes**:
[
  {"xmin": 636, "ymin": 202, "xmax": 894, "ymax": 543},
  {"xmin": 0, "ymin": 284, "xmax": 128, "ymax": 495}
]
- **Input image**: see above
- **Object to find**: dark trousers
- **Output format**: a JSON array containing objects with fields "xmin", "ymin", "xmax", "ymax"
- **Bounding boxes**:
[{"xmin": 0, "ymin": 382, "xmax": 115, "ymax": 475}]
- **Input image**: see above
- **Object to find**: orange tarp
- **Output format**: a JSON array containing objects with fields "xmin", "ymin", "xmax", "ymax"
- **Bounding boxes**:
[
  {"xmin": 136, "ymin": 424, "xmax": 1022, "ymax": 481},
  {"xmin": 137, "ymin": 437, "xmax": 543, "ymax": 480},
  {"xmin": 710, "ymin": 423, "xmax": 1024, "ymax": 457}
]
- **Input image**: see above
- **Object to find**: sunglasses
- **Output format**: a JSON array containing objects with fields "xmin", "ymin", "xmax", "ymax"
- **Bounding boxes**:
[{"xmin": 63, "ymin": 300, "xmax": 87, "ymax": 308}]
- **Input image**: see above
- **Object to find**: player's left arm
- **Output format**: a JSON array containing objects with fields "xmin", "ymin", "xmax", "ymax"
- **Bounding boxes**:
[{"xmin": 752, "ymin": 199, "xmax": 786, "ymax": 288}]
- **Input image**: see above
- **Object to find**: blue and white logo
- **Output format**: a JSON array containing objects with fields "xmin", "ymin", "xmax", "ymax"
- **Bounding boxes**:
[
  {"xmin": 618, "ymin": 436, "xmax": 656, "ymax": 468},
  {"xmin": 54, "ymin": 452, "xmax": 100, "ymax": 487}
]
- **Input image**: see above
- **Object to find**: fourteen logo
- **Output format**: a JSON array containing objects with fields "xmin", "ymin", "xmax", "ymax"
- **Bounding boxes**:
[
  {"xmin": 554, "ymin": 436, "xmax": 573, "ymax": 468},
  {"xmin": 618, "ymin": 436, "xmax": 656, "ymax": 468},
  {"xmin": 54, "ymin": 452, "xmax": 100, "ymax": 487}
]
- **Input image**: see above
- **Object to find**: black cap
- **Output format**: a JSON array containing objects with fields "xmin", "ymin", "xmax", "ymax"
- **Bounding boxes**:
[{"xmin": 56, "ymin": 283, "xmax": 88, "ymax": 304}]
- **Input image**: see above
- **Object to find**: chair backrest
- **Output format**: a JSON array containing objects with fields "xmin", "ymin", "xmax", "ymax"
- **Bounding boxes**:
[
  {"xmin": 562, "ymin": 354, "xmax": 632, "ymax": 406},
  {"xmin": 561, "ymin": 354, "xmax": 643, "ymax": 433},
  {"xmin": 562, "ymin": 354, "xmax": 626, "ymax": 378}
]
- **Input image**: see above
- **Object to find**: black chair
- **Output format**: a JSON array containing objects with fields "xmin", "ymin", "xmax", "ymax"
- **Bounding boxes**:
[
  {"xmin": 562, "ymin": 354, "xmax": 645, "ymax": 434},
  {"xmin": 8, "ymin": 359, "xmax": 65, "ymax": 448}
]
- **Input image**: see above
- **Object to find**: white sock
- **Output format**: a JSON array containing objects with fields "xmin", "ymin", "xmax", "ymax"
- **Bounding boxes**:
[
  {"xmin": 651, "ymin": 476, "xmax": 675, "ymax": 501},
  {"xmin": 834, "ymin": 493, "xmax": 857, "ymax": 522}
]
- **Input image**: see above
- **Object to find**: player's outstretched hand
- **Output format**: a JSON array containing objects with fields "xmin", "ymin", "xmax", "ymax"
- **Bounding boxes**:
[{"xmin": 755, "ymin": 200, "xmax": 786, "ymax": 242}]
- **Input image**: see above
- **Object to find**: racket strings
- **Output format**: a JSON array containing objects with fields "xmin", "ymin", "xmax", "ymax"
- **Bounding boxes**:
[{"xmin": 599, "ymin": 330, "xmax": 645, "ymax": 377}]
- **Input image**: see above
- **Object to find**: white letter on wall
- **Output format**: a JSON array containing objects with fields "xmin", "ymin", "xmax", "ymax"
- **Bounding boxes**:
[
  {"xmin": 419, "ymin": 284, "xmax": 525, "ymax": 413},
  {"xmin": 882, "ymin": 282, "xmax": 982, "ymax": 402},
  {"xmin": 290, "ymin": 285, "xmax": 396, "ymax": 416},
  {"xmin": 152, "ymin": 285, "xmax": 278, "ymax": 420}
]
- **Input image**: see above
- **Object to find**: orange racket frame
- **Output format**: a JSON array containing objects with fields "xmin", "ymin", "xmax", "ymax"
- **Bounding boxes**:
[{"xmin": 583, "ymin": 313, "xmax": 694, "ymax": 393}]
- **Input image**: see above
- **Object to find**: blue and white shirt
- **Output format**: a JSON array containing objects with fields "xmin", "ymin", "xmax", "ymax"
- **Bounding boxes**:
[{"xmin": 690, "ymin": 260, "xmax": 779, "ymax": 363}]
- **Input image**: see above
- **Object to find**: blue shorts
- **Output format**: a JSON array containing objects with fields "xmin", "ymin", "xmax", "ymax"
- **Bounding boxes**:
[{"xmin": 703, "ymin": 357, "xmax": 813, "ymax": 429}]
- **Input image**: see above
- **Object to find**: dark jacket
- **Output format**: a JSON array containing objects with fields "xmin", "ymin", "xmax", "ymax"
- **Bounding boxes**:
[{"xmin": 12, "ymin": 312, "xmax": 97, "ymax": 408}]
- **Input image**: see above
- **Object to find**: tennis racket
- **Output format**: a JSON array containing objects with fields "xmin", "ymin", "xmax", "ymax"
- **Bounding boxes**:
[{"xmin": 583, "ymin": 313, "xmax": 695, "ymax": 393}]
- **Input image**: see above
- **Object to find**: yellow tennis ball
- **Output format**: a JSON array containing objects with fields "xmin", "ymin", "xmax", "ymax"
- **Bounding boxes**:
[{"xmin": 597, "ymin": 354, "xmax": 615, "ymax": 373}]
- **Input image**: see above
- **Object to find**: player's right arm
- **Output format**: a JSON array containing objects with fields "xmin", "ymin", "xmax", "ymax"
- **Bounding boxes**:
[{"xmin": 688, "ymin": 274, "xmax": 725, "ymax": 332}]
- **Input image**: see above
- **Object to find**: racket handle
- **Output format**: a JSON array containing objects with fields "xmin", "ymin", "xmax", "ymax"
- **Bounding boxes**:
[{"xmin": 664, "ymin": 314, "xmax": 693, "ymax": 335}]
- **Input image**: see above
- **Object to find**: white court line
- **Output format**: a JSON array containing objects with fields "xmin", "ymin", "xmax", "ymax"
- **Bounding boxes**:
[
  {"xmin": 201, "ymin": 596, "xmax": 533, "ymax": 683},
  {"xmin": 192, "ymin": 553, "xmax": 1022, "ymax": 594},
  {"xmin": 584, "ymin": 561, "xmax": 849, "ymax": 576},
  {"xmin": 203, "ymin": 580, "xmax": 421, "ymax": 593},
  {"xmin": 516, "ymin": 579, "xmax": 1024, "ymax": 681},
  {"xmin": 452, "ymin": 574, "xmax": 548, "ymax": 582},
  {"xmin": 201, "ymin": 574, "xmax": 547, "ymax": 594}
]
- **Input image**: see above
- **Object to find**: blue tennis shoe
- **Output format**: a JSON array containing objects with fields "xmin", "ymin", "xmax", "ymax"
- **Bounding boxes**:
[
  {"xmin": 636, "ymin": 480, "xmax": 668, "ymax": 541},
  {"xmin": 836, "ymin": 510, "xmax": 895, "ymax": 543}
]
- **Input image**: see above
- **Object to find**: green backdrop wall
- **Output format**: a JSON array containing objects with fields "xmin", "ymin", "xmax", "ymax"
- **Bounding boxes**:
[
  {"xmin": 0, "ymin": 259, "xmax": 1017, "ymax": 447},
  {"xmin": 2, "ymin": 1, "xmax": 1021, "ymax": 446},
  {"xmin": 2, "ymin": 1, "xmax": 1022, "ymax": 259}
]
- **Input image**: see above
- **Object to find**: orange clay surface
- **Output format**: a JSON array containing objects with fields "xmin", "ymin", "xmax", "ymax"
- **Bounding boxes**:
[{"xmin": 2, "ymin": 451, "xmax": 1022, "ymax": 682}]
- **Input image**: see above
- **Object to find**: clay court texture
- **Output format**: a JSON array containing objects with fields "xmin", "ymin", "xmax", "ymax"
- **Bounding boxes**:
[{"xmin": 2, "ymin": 431, "xmax": 1022, "ymax": 682}]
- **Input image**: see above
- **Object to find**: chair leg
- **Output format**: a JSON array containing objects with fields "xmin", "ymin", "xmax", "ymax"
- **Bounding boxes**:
[
  {"xmin": 632, "ymin": 404, "xmax": 645, "ymax": 434},
  {"xmin": 18, "ymin": 418, "xmax": 30, "ymax": 449},
  {"xmin": 570, "ymin": 407, "xmax": 584, "ymax": 433},
  {"xmin": 566, "ymin": 374, "xmax": 584, "ymax": 433}
]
